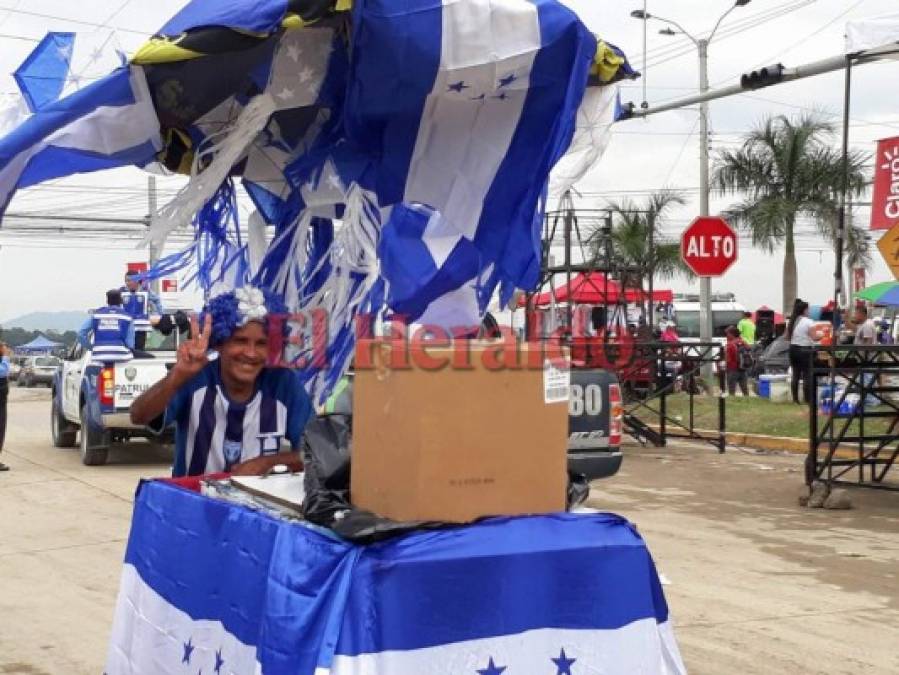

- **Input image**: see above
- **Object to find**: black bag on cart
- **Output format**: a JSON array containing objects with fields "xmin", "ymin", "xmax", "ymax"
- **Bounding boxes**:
[{"xmin": 302, "ymin": 415, "xmax": 435, "ymax": 543}]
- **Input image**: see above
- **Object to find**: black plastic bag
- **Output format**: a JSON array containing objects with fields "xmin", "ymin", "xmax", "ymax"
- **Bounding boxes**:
[
  {"xmin": 567, "ymin": 472, "xmax": 590, "ymax": 508},
  {"xmin": 302, "ymin": 415, "xmax": 439, "ymax": 543}
]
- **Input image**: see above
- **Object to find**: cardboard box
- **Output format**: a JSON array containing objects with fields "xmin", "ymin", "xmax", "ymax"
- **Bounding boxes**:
[{"xmin": 351, "ymin": 340, "xmax": 569, "ymax": 523}]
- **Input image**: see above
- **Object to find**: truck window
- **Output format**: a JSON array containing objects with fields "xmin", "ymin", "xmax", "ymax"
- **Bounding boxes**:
[
  {"xmin": 675, "ymin": 311, "xmax": 701, "ymax": 338},
  {"xmin": 713, "ymin": 311, "xmax": 746, "ymax": 336},
  {"xmin": 142, "ymin": 329, "xmax": 178, "ymax": 352},
  {"xmin": 674, "ymin": 310, "xmax": 746, "ymax": 338}
]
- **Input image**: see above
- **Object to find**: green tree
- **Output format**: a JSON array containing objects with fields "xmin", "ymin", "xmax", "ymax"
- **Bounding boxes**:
[
  {"xmin": 713, "ymin": 114, "xmax": 869, "ymax": 313},
  {"xmin": 588, "ymin": 190, "xmax": 690, "ymax": 294}
]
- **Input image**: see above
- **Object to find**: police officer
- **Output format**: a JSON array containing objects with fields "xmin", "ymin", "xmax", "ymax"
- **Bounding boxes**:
[
  {"xmin": 121, "ymin": 270, "xmax": 163, "ymax": 351},
  {"xmin": 78, "ymin": 290, "xmax": 136, "ymax": 365}
]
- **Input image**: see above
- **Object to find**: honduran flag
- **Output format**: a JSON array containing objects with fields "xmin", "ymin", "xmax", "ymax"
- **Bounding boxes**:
[
  {"xmin": 106, "ymin": 481, "xmax": 686, "ymax": 674},
  {"xmin": 349, "ymin": 0, "xmax": 597, "ymax": 328},
  {"xmin": 0, "ymin": 65, "xmax": 161, "ymax": 216}
]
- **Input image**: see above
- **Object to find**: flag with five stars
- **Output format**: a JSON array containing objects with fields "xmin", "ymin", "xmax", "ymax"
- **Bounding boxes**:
[{"xmin": 106, "ymin": 481, "xmax": 686, "ymax": 674}]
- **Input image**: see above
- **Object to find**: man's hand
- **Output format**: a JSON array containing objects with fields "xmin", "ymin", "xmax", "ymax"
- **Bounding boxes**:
[
  {"xmin": 172, "ymin": 314, "xmax": 212, "ymax": 383},
  {"xmin": 130, "ymin": 314, "xmax": 211, "ymax": 426}
]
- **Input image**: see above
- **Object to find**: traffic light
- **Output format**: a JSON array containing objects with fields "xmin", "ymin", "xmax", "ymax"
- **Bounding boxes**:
[{"xmin": 740, "ymin": 63, "xmax": 785, "ymax": 90}]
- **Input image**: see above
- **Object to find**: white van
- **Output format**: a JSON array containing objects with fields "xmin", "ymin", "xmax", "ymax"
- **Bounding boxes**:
[{"xmin": 671, "ymin": 293, "xmax": 747, "ymax": 342}]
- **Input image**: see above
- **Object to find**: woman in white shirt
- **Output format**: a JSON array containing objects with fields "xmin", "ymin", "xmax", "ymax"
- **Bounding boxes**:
[{"xmin": 787, "ymin": 300, "xmax": 815, "ymax": 404}]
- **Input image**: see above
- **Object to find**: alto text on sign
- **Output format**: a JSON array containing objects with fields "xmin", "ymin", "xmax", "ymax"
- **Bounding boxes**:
[{"xmin": 681, "ymin": 217, "xmax": 738, "ymax": 277}]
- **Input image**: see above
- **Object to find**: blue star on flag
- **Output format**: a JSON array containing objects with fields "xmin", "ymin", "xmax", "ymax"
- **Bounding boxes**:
[
  {"xmin": 182, "ymin": 638, "xmax": 195, "ymax": 665},
  {"xmin": 448, "ymin": 80, "xmax": 470, "ymax": 93},
  {"xmin": 477, "ymin": 657, "xmax": 506, "ymax": 675},
  {"xmin": 214, "ymin": 649, "xmax": 225, "ymax": 674},
  {"xmin": 493, "ymin": 92, "xmax": 509, "ymax": 101},
  {"xmin": 498, "ymin": 74, "xmax": 517, "ymax": 88},
  {"xmin": 552, "ymin": 648, "xmax": 576, "ymax": 675}
]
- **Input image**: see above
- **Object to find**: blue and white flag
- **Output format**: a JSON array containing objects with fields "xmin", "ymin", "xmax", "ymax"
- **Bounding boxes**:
[
  {"xmin": 0, "ymin": 66, "xmax": 161, "ymax": 215},
  {"xmin": 0, "ymin": 0, "xmax": 636, "ymax": 400},
  {"xmin": 106, "ymin": 481, "xmax": 686, "ymax": 675},
  {"xmin": 14, "ymin": 30, "xmax": 129, "ymax": 113},
  {"xmin": 347, "ymin": 0, "xmax": 596, "ymax": 327},
  {"xmin": 14, "ymin": 32, "xmax": 75, "ymax": 113}
]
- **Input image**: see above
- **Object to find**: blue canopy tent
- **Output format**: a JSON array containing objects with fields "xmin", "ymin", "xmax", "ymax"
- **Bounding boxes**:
[{"xmin": 16, "ymin": 335, "xmax": 63, "ymax": 354}]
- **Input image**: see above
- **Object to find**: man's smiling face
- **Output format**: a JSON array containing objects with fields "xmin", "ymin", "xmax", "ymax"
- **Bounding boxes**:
[{"xmin": 218, "ymin": 322, "xmax": 269, "ymax": 388}]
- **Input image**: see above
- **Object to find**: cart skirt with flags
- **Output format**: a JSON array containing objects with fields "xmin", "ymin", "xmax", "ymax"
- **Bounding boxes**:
[{"xmin": 105, "ymin": 480, "xmax": 686, "ymax": 675}]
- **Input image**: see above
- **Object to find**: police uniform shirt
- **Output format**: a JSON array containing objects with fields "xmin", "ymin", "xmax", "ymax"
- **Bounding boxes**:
[
  {"xmin": 120, "ymin": 291, "xmax": 152, "ymax": 333},
  {"xmin": 154, "ymin": 361, "xmax": 313, "ymax": 477}
]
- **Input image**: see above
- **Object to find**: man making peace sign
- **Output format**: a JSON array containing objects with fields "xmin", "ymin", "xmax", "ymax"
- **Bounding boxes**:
[{"xmin": 131, "ymin": 287, "xmax": 312, "ymax": 477}]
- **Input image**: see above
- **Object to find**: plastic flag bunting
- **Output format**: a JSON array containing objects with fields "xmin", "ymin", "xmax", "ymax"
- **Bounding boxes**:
[
  {"xmin": 0, "ymin": 0, "xmax": 639, "ymax": 401},
  {"xmin": 14, "ymin": 32, "xmax": 75, "ymax": 113},
  {"xmin": 13, "ymin": 30, "xmax": 129, "ymax": 113}
]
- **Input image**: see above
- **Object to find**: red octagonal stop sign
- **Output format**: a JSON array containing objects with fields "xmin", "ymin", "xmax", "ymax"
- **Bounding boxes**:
[{"xmin": 681, "ymin": 216, "xmax": 738, "ymax": 277}]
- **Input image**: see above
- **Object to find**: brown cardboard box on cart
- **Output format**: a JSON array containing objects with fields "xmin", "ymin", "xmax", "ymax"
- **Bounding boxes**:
[{"xmin": 351, "ymin": 339, "xmax": 569, "ymax": 523}]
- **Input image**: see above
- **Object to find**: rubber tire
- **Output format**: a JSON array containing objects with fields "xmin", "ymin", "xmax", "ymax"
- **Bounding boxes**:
[
  {"xmin": 79, "ymin": 404, "xmax": 109, "ymax": 466},
  {"xmin": 51, "ymin": 395, "xmax": 77, "ymax": 448}
]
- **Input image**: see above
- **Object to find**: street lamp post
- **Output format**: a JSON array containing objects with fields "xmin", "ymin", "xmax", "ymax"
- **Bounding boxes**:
[{"xmin": 631, "ymin": 1, "xmax": 751, "ymax": 350}]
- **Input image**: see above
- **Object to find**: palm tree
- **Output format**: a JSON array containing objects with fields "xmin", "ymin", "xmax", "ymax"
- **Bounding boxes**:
[
  {"xmin": 713, "ymin": 114, "xmax": 869, "ymax": 313},
  {"xmin": 588, "ymin": 190, "xmax": 690, "ymax": 294}
]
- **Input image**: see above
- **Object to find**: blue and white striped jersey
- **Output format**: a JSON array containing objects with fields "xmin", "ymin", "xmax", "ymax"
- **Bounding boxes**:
[{"xmin": 158, "ymin": 361, "xmax": 312, "ymax": 477}]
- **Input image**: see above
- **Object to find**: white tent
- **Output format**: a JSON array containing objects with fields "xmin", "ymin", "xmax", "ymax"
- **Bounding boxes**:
[{"xmin": 846, "ymin": 13, "xmax": 899, "ymax": 54}]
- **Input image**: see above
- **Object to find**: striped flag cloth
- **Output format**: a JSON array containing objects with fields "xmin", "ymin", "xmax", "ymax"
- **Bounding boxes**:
[
  {"xmin": 106, "ymin": 481, "xmax": 686, "ymax": 675},
  {"xmin": 0, "ymin": 66, "xmax": 161, "ymax": 214}
]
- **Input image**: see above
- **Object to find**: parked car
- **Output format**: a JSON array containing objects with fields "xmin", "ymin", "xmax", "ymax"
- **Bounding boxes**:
[
  {"xmin": 18, "ymin": 355, "xmax": 61, "ymax": 387},
  {"xmin": 7, "ymin": 357, "xmax": 23, "ymax": 382}
]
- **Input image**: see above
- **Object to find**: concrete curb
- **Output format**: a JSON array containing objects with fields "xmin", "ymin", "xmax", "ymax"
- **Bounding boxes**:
[
  {"xmin": 723, "ymin": 431, "xmax": 861, "ymax": 460},
  {"xmin": 644, "ymin": 425, "xmax": 860, "ymax": 459}
]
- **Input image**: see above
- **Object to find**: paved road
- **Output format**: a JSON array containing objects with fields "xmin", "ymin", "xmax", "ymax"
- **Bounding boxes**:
[
  {"xmin": 1, "ymin": 388, "xmax": 898, "ymax": 674},
  {"xmin": 588, "ymin": 442, "xmax": 899, "ymax": 675}
]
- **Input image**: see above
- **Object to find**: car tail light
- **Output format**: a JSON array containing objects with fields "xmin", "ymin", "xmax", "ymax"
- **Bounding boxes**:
[
  {"xmin": 609, "ymin": 383, "xmax": 623, "ymax": 447},
  {"xmin": 99, "ymin": 367, "xmax": 115, "ymax": 407}
]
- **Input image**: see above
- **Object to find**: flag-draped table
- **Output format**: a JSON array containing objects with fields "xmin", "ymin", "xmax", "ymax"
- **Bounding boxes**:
[{"xmin": 105, "ymin": 480, "xmax": 687, "ymax": 675}]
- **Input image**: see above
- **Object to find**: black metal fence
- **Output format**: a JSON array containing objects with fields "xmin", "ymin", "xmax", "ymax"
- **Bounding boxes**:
[
  {"xmin": 606, "ymin": 341, "xmax": 727, "ymax": 453},
  {"xmin": 807, "ymin": 345, "xmax": 899, "ymax": 491}
]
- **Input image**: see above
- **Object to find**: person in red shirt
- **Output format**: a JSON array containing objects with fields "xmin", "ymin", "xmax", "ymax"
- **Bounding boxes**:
[
  {"xmin": 660, "ymin": 321, "xmax": 679, "ymax": 343},
  {"xmin": 725, "ymin": 325, "xmax": 749, "ymax": 396}
]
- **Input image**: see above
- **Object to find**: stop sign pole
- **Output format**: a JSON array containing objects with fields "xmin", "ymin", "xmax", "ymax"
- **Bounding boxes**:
[{"xmin": 680, "ymin": 217, "xmax": 738, "ymax": 359}]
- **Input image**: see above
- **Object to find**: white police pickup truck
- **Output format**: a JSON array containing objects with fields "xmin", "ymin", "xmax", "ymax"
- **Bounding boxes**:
[{"xmin": 50, "ymin": 329, "xmax": 178, "ymax": 465}]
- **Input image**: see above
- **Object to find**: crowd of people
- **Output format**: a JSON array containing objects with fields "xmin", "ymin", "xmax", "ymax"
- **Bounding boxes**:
[{"xmin": 654, "ymin": 301, "xmax": 897, "ymax": 401}]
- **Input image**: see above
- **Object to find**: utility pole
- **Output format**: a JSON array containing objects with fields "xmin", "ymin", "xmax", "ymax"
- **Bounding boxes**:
[
  {"xmin": 630, "ymin": 1, "xmax": 751, "ymax": 359},
  {"xmin": 698, "ymin": 38, "xmax": 713, "ymax": 349},
  {"xmin": 147, "ymin": 175, "xmax": 160, "ymax": 295}
]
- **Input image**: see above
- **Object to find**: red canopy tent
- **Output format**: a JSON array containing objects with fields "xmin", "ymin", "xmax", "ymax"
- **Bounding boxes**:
[{"xmin": 523, "ymin": 272, "xmax": 673, "ymax": 307}]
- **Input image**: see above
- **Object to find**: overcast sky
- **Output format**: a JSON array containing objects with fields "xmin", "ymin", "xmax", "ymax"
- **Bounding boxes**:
[{"xmin": 0, "ymin": 0, "xmax": 898, "ymax": 322}]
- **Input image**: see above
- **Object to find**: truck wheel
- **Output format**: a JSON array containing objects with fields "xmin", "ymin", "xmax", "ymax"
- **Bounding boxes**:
[
  {"xmin": 51, "ymin": 395, "xmax": 77, "ymax": 448},
  {"xmin": 79, "ymin": 404, "xmax": 109, "ymax": 466}
]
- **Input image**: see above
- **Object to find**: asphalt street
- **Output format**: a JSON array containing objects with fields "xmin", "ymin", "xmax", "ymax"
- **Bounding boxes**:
[{"xmin": 0, "ymin": 387, "xmax": 897, "ymax": 674}]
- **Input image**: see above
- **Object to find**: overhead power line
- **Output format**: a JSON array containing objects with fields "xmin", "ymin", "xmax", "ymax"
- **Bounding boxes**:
[
  {"xmin": 640, "ymin": 0, "xmax": 819, "ymax": 72},
  {"xmin": 0, "ymin": 5, "xmax": 150, "ymax": 36},
  {"xmin": 711, "ymin": 0, "xmax": 868, "ymax": 88}
]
